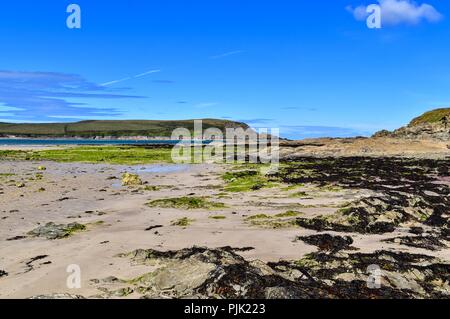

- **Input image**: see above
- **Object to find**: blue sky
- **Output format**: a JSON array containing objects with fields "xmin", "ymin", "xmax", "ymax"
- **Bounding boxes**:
[{"xmin": 0, "ymin": 0, "xmax": 449, "ymax": 139}]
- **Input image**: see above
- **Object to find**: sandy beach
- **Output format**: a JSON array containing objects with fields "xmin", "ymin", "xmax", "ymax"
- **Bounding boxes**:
[{"xmin": 0, "ymin": 143, "xmax": 449, "ymax": 299}]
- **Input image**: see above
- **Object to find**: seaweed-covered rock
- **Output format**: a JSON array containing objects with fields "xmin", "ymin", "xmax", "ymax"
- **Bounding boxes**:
[
  {"xmin": 28, "ymin": 293, "xmax": 85, "ymax": 299},
  {"xmin": 296, "ymin": 234, "xmax": 354, "ymax": 253},
  {"xmin": 117, "ymin": 246, "xmax": 328, "ymax": 299},
  {"xmin": 274, "ymin": 157, "xmax": 449, "ymax": 235},
  {"xmin": 121, "ymin": 173, "xmax": 142, "ymax": 186},
  {"xmin": 383, "ymin": 235, "xmax": 447, "ymax": 251},
  {"xmin": 0, "ymin": 270, "xmax": 7, "ymax": 278},
  {"xmin": 297, "ymin": 195, "xmax": 434, "ymax": 234},
  {"xmin": 93, "ymin": 246, "xmax": 450, "ymax": 299},
  {"xmin": 409, "ymin": 226, "xmax": 424, "ymax": 235},
  {"xmin": 288, "ymin": 250, "xmax": 450, "ymax": 298},
  {"xmin": 28, "ymin": 222, "xmax": 86, "ymax": 240}
]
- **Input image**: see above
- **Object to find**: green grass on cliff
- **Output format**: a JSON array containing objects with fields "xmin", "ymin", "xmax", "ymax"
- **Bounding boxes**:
[
  {"xmin": 409, "ymin": 108, "xmax": 450, "ymax": 126},
  {"xmin": 0, "ymin": 119, "xmax": 249, "ymax": 138}
]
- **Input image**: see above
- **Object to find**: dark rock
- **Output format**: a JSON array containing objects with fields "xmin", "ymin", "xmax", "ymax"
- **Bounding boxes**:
[
  {"xmin": 24, "ymin": 255, "xmax": 49, "ymax": 273},
  {"xmin": 6, "ymin": 236, "xmax": 27, "ymax": 241},
  {"xmin": 383, "ymin": 235, "xmax": 446, "ymax": 251},
  {"xmin": 296, "ymin": 234, "xmax": 354, "ymax": 253},
  {"xmin": 145, "ymin": 225, "xmax": 163, "ymax": 231},
  {"xmin": 366, "ymin": 221, "xmax": 396, "ymax": 234},
  {"xmin": 410, "ymin": 227, "xmax": 424, "ymax": 235},
  {"xmin": 233, "ymin": 247, "xmax": 255, "ymax": 252}
]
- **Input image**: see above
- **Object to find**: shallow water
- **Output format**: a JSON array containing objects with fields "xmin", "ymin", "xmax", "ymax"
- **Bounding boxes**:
[
  {"xmin": 112, "ymin": 164, "xmax": 192, "ymax": 189},
  {"xmin": 132, "ymin": 164, "xmax": 191, "ymax": 173}
]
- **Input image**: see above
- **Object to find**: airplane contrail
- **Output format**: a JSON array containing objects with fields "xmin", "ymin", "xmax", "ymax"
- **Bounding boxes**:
[
  {"xmin": 101, "ymin": 69, "xmax": 161, "ymax": 86},
  {"xmin": 134, "ymin": 69, "xmax": 161, "ymax": 78}
]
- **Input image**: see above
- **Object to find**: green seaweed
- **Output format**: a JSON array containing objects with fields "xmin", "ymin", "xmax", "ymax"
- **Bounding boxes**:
[
  {"xmin": 222, "ymin": 170, "xmax": 277, "ymax": 192},
  {"xmin": 209, "ymin": 215, "xmax": 227, "ymax": 220},
  {"xmin": 147, "ymin": 197, "xmax": 226, "ymax": 210},
  {"xmin": 275, "ymin": 211, "xmax": 303, "ymax": 218},
  {"xmin": 171, "ymin": 217, "xmax": 195, "ymax": 227}
]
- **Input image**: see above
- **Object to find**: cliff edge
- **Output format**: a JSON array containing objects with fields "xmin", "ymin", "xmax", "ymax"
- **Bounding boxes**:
[{"xmin": 374, "ymin": 108, "xmax": 450, "ymax": 141}]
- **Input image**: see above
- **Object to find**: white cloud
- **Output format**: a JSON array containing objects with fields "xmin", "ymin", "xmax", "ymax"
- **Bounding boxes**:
[{"xmin": 347, "ymin": 0, "xmax": 443, "ymax": 26}]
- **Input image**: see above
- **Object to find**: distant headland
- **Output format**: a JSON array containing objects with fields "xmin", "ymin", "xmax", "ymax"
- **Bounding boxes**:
[{"xmin": 0, "ymin": 119, "xmax": 250, "ymax": 139}]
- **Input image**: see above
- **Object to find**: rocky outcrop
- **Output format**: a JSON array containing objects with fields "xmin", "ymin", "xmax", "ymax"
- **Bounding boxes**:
[
  {"xmin": 373, "ymin": 108, "xmax": 450, "ymax": 141},
  {"xmin": 274, "ymin": 157, "xmax": 450, "ymax": 237},
  {"xmin": 27, "ymin": 222, "xmax": 86, "ymax": 240},
  {"xmin": 82, "ymin": 246, "xmax": 450, "ymax": 299}
]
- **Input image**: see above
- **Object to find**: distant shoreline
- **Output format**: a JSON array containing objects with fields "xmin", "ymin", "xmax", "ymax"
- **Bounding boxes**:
[
  {"xmin": 0, "ymin": 135, "xmax": 175, "ymax": 140},
  {"xmin": 0, "ymin": 138, "xmax": 200, "ymax": 147}
]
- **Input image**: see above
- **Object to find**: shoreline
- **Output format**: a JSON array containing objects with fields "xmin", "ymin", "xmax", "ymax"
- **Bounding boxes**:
[{"xmin": 0, "ymin": 136, "xmax": 175, "ymax": 140}]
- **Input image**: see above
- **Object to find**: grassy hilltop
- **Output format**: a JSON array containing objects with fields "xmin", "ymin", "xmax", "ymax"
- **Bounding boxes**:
[
  {"xmin": 0, "ymin": 119, "xmax": 249, "ymax": 138},
  {"xmin": 373, "ymin": 108, "xmax": 450, "ymax": 141},
  {"xmin": 409, "ymin": 108, "xmax": 450, "ymax": 126}
]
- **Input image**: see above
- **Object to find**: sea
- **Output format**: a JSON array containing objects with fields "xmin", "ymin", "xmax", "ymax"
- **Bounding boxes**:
[{"xmin": 0, "ymin": 139, "xmax": 197, "ymax": 146}]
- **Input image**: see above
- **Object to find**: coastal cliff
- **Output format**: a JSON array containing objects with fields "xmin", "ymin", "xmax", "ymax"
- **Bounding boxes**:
[{"xmin": 373, "ymin": 108, "xmax": 450, "ymax": 141}]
